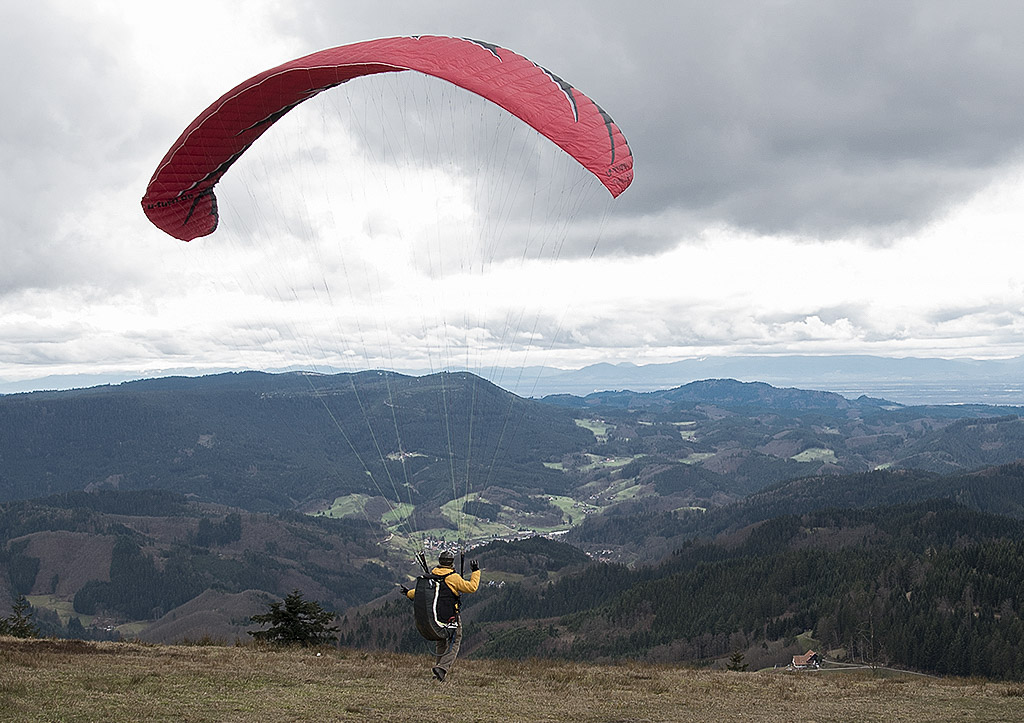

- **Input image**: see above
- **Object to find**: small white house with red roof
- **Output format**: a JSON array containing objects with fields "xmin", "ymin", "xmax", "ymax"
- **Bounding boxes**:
[{"xmin": 790, "ymin": 650, "xmax": 821, "ymax": 669}]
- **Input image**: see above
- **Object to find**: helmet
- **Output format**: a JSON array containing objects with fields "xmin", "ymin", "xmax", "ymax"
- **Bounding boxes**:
[{"xmin": 438, "ymin": 550, "xmax": 455, "ymax": 567}]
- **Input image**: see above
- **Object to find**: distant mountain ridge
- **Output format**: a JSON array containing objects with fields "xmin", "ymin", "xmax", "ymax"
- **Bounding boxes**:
[
  {"xmin": 543, "ymin": 378, "xmax": 895, "ymax": 411},
  {"xmin": 523, "ymin": 355, "xmax": 1024, "ymax": 399},
  {"xmin": 5, "ymin": 354, "xmax": 1024, "ymax": 404}
]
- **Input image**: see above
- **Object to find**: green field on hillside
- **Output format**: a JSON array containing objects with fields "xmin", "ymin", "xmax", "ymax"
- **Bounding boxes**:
[
  {"xmin": 575, "ymin": 418, "xmax": 611, "ymax": 442},
  {"xmin": 791, "ymin": 447, "xmax": 839, "ymax": 463}
]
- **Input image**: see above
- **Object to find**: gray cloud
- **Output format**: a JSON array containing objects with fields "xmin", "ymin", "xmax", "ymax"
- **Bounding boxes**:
[
  {"xmin": 10, "ymin": 1, "xmax": 1024, "ymax": 271},
  {"xmin": 0, "ymin": 3, "xmax": 164, "ymax": 296},
  {"xmin": 3, "ymin": 1, "xmax": 1024, "ymax": 387},
  {"xmin": 287, "ymin": 1, "xmax": 1024, "ymax": 249}
]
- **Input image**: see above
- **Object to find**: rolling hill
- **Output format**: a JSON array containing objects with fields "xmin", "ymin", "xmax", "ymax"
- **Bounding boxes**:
[
  {"xmin": 2, "ymin": 373, "xmax": 1021, "ymax": 516},
  {"xmin": 344, "ymin": 463, "xmax": 1024, "ymax": 680},
  {"xmin": 0, "ymin": 370, "xmax": 586, "ymax": 511},
  {"xmin": 3, "ymin": 371, "xmax": 1024, "ymax": 672},
  {"xmin": 0, "ymin": 489, "xmax": 396, "ymax": 642}
]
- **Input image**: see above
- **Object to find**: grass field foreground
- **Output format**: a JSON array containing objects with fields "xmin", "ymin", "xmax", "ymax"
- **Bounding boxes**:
[{"xmin": 2, "ymin": 638, "xmax": 1023, "ymax": 722}]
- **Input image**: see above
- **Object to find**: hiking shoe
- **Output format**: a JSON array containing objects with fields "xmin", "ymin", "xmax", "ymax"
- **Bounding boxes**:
[{"xmin": 432, "ymin": 666, "xmax": 447, "ymax": 682}]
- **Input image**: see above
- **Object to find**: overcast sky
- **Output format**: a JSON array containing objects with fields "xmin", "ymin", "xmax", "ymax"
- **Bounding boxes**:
[{"xmin": 3, "ymin": 0, "xmax": 1024, "ymax": 389}]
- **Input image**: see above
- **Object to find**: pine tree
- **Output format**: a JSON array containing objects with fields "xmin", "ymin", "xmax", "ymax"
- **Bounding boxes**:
[
  {"xmin": 249, "ymin": 590, "xmax": 339, "ymax": 647},
  {"xmin": 726, "ymin": 650, "xmax": 748, "ymax": 672},
  {"xmin": 0, "ymin": 596, "xmax": 40, "ymax": 639}
]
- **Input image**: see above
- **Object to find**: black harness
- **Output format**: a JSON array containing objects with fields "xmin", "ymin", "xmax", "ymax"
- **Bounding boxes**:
[{"xmin": 413, "ymin": 571, "xmax": 460, "ymax": 642}]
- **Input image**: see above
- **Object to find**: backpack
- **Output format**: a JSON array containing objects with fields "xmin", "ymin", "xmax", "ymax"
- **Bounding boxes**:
[{"xmin": 413, "ymin": 572, "xmax": 459, "ymax": 641}]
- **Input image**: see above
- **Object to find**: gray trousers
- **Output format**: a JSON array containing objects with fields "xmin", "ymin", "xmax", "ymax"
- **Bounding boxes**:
[{"xmin": 434, "ymin": 622, "xmax": 462, "ymax": 673}]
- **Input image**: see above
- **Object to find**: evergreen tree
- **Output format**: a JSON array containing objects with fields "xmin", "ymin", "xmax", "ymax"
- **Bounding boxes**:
[
  {"xmin": 249, "ymin": 590, "xmax": 339, "ymax": 646},
  {"xmin": 0, "ymin": 596, "xmax": 40, "ymax": 638},
  {"xmin": 726, "ymin": 650, "xmax": 748, "ymax": 671}
]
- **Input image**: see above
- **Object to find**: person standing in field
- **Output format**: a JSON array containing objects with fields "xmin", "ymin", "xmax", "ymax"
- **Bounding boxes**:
[{"xmin": 402, "ymin": 549, "xmax": 481, "ymax": 681}]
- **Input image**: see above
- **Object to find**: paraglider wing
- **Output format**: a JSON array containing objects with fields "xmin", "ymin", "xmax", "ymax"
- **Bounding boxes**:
[{"xmin": 141, "ymin": 35, "xmax": 634, "ymax": 241}]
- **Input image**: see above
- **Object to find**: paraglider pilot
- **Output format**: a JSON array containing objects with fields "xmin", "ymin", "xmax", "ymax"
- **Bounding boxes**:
[{"xmin": 402, "ymin": 550, "xmax": 480, "ymax": 681}]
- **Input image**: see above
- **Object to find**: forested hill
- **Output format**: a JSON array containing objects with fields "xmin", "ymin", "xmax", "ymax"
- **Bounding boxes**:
[
  {"xmin": 3, "ymin": 371, "xmax": 1023, "ymax": 519},
  {"xmin": 0, "ymin": 488, "xmax": 397, "ymax": 641},
  {"xmin": 567, "ymin": 462, "xmax": 1024, "ymax": 559},
  {"xmin": 540, "ymin": 378, "xmax": 1024, "ymax": 507},
  {"xmin": 0, "ymin": 371, "xmax": 588, "ymax": 511},
  {"xmin": 2, "ymin": 369, "xmax": 1024, "ymax": 677},
  {"xmin": 459, "ymin": 497, "xmax": 1024, "ymax": 680},
  {"xmin": 346, "ymin": 463, "xmax": 1024, "ymax": 681}
]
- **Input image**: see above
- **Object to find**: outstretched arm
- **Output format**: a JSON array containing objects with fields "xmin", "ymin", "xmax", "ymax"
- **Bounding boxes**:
[{"xmin": 447, "ymin": 566, "xmax": 481, "ymax": 594}]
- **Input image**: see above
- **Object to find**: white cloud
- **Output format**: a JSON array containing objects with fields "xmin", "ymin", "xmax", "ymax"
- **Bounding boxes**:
[{"xmin": 3, "ymin": 2, "xmax": 1024, "ymax": 390}]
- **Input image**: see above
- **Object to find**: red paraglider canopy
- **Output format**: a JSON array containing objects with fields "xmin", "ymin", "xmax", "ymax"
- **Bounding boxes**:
[{"xmin": 142, "ymin": 35, "xmax": 633, "ymax": 241}]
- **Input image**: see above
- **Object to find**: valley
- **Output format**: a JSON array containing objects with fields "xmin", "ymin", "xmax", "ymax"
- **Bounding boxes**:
[{"xmin": 2, "ymin": 370, "xmax": 1024, "ymax": 678}]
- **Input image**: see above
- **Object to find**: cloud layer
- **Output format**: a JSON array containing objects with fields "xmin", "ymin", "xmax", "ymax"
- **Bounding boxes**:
[{"xmin": 2, "ymin": 1, "xmax": 1023, "ymax": 387}]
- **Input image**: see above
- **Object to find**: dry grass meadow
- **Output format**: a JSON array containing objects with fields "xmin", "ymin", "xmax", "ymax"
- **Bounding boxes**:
[{"xmin": 2, "ymin": 637, "xmax": 1023, "ymax": 722}]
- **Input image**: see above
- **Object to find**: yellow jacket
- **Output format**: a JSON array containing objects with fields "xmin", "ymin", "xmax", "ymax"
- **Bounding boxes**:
[{"xmin": 405, "ymin": 566, "xmax": 481, "ymax": 600}]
